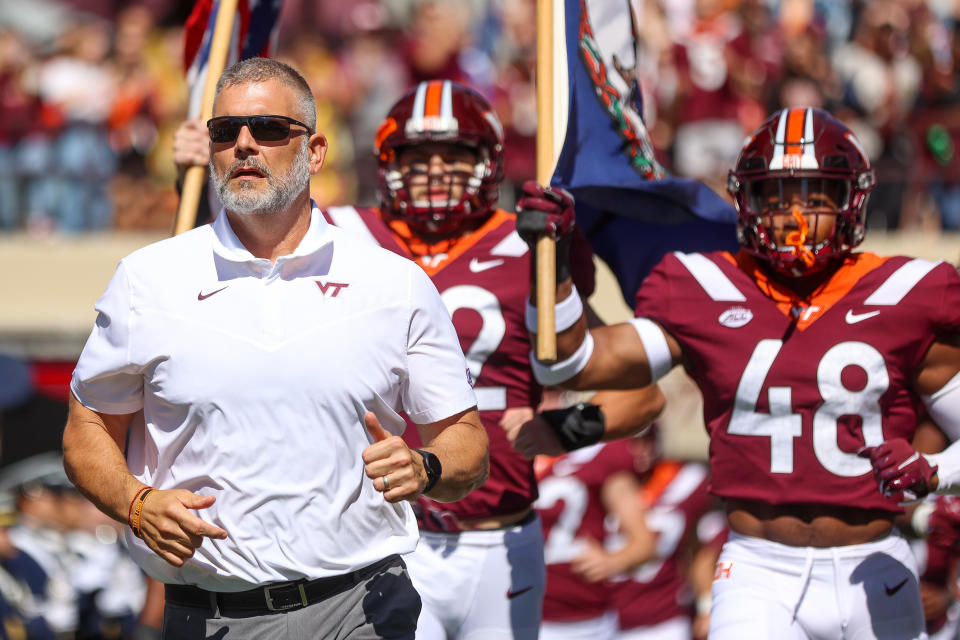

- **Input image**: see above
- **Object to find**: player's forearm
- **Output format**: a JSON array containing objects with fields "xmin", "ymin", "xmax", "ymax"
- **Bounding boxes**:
[
  {"xmin": 603, "ymin": 473, "xmax": 657, "ymax": 571},
  {"xmin": 593, "ymin": 386, "xmax": 665, "ymax": 441},
  {"xmin": 421, "ymin": 409, "xmax": 489, "ymax": 502},
  {"xmin": 63, "ymin": 396, "xmax": 143, "ymax": 524},
  {"xmin": 604, "ymin": 543, "xmax": 657, "ymax": 575}
]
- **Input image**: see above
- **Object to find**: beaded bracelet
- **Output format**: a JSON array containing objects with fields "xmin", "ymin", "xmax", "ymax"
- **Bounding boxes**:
[{"xmin": 129, "ymin": 487, "xmax": 155, "ymax": 538}]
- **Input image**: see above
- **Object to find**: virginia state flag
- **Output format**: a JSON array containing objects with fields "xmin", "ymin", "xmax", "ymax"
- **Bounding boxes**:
[
  {"xmin": 551, "ymin": 0, "xmax": 739, "ymax": 303},
  {"xmin": 183, "ymin": 0, "xmax": 283, "ymax": 118}
]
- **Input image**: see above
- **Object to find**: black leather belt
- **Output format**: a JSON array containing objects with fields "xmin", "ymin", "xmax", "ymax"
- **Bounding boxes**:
[{"xmin": 164, "ymin": 554, "xmax": 400, "ymax": 614}]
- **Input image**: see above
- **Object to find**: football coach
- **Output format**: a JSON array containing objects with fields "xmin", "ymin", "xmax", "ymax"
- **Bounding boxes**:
[{"xmin": 62, "ymin": 57, "xmax": 489, "ymax": 640}]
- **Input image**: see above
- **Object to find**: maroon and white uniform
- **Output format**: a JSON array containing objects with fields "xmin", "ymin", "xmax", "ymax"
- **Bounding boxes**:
[
  {"xmin": 536, "ymin": 442, "xmax": 637, "ymax": 626},
  {"xmin": 324, "ymin": 204, "xmax": 595, "ymax": 639},
  {"xmin": 635, "ymin": 250, "xmax": 960, "ymax": 512},
  {"xmin": 612, "ymin": 461, "xmax": 711, "ymax": 634},
  {"xmin": 634, "ymin": 249, "xmax": 960, "ymax": 640}
]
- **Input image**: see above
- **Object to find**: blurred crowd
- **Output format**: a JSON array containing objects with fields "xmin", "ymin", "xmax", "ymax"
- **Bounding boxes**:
[{"xmin": 0, "ymin": 0, "xmax": 958, "ymax": 233}]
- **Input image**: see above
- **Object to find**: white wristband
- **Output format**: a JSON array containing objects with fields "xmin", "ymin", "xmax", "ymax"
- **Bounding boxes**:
[
  {"xmin": 629, "ymin": 318, "xmax": 673, "ymax": 382},
  {"xmin": 525, "ymin": 286, "xmax": 583, "ymax": 334},
  {"xmin": 529, "ymin": 332, "xmax": 594, "ymax": 386}
]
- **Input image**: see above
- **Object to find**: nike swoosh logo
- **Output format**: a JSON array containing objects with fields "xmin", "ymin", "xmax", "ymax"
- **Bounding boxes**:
[
  {"xmin": 469, "ymin": 257, "xmax": 504, "ymax": 273},
  {"xmin": 845, "ymin": 310, "xmax": 880, "ymax": 324},
  {"xmin": 506, "ymin": 586, "xmax": 533, "ymax": 599},
  {"xmin": 198, "ymin": 286, "xmax": 229, "ymax": 301},
  {"xmin": 885, "ymin": 577, "xmax": 908, "ymax": 596}
]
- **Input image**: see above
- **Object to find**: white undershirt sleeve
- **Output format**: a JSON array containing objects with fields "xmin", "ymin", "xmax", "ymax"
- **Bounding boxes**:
[{"xmin": 922, "ymin": 371, "xmax": 960, "ymax": 494}]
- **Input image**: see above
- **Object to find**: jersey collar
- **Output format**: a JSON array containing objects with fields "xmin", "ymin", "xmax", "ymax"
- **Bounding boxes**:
[{"xmin": 210, "ymin": 202, "xmax": 334, "ymax": 278}]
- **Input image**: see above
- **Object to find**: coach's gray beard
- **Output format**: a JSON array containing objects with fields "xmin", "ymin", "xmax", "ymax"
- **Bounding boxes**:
[{"xmin": 212, "ymin": 141, "xmax": 310, "ymax": 215}]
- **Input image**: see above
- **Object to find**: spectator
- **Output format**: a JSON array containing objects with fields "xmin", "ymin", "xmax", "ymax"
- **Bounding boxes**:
[
  {"xmin": 0, "ymin": 30, "xmax": 40, "ymax": 230},
  {"xmin": 35, "ymin": 16, "xmax": 118, "ymax": 232},
  {"xmin": 726, "ymin": 0, "xmax": 784, "ymax": 135},
  {"xmin": 832, "ymin": 0, "xmax": 922, "ymax": 230},
  {"xmin": 666, "ymin": 0, "xmax": 745, "ymax": 194}
]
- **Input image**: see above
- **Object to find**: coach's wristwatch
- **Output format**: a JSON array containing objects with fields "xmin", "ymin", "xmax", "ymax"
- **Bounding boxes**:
[{"xmin": 413, "ymin": 449, "xmax": 442, "ymax": 493}]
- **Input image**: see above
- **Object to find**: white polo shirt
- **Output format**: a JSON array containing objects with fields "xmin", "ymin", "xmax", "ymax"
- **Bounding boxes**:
[{"xmin": 71, "ymin": 204, "xmax": 477, "ymax": 592}]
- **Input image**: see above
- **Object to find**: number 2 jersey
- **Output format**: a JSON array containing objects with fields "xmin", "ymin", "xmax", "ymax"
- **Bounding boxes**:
[
  {"xmin": 535, "ymin": 441, "xmax": 637, "ymax": 622},
  {"xmin": 322, "ymin": 205, "xmax": 595, "ymax": 522},
  {"xmin": 635, "ymin": 250, "xmax": 960, "ymax": 513}
]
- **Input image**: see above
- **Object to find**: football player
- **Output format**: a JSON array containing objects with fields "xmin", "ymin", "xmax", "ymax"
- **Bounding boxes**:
[
  {"xmin": 534, "ymin": 436, "xmax": 657, "ymax": 640},
  {"xmin": 321, "ymin": 81, "xmax": 665, "ymax": 639},
  {"xmin": 519, "ymin": 107, "xmax": 960, "ymax": 639},
  {"xmin": 610, "ymin": 429, "xmax": 714, "ymax": 640}
]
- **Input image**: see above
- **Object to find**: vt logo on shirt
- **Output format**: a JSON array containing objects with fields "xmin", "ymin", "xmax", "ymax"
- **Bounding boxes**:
[{"xmin": 316, "ymin": 281, "xmax": 349, "ymax": 297}]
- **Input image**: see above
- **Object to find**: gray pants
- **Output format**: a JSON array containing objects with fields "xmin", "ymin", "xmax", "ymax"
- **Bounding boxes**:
[{"xmin": 162, "ymin": 557, "xmax": 421, "ymax": 639}]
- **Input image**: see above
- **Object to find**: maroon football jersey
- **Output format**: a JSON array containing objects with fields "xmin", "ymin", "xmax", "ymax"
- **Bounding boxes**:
[
  {"xmin": 536, "ymin": 440, "xmax": 638, "ymax": 622},
  {"xmin": 611, "ymin": 461, "xmax": 712, "ymax": 629},
  {"xmin": 322, "ymin": 205, "xmax": 595, "ymax": 523},
  {"xmin": 635, "ymin": 250, "xmax": 960, "ymax": 512}
]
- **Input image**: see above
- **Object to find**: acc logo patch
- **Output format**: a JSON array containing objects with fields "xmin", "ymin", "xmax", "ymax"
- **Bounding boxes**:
[
  {"xmin": 466, "ymin": 368, "xmax": 475, "ymax": 388},
  {"xmin": 718, "ymin": 307, "xmax": 753, "ymax": 328}
]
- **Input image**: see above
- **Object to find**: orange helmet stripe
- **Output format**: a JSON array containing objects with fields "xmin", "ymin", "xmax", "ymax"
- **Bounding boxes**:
[
  {"xmin": 423, "ymin": 81, "xmax": 444, "ymax": 118},
  {"xmin": 770, "ymin": 107, "xmax": 818, "ymax": 170},
  {"xmin": 784, "ymin": 108, "xmax": 806, "ymax": 158}
]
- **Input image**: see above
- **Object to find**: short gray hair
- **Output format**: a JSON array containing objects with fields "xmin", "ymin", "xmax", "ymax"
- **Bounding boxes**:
[{"xmin": 214, "ymin": 57, "xmax": 317, "ymax": 130}]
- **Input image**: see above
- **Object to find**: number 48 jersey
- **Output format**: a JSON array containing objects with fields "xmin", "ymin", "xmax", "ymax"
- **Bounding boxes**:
[{"xmin": 635, "ymin": 250, "xmax": 960, "ymax": 512}]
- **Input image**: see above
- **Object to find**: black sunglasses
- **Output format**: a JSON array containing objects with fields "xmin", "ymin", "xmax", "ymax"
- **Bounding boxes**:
[{"xmin": 207, "ymin": 115, "xmax": 314, "ymax": 143}]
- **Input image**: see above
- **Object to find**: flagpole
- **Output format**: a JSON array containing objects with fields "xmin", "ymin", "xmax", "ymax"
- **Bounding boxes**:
[
  {"xmin": 173, "ymin": 0, "xmax": 240, "ymax": 236},
  {"xmin": 535, "ymin": 0, "xmax": 557, "ymax": 363}
]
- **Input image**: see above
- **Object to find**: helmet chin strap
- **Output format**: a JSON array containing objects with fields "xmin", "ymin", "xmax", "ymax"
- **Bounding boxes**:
[{"xmin": 784, "ymin": 207, "xmax": 816, "ymax": 269}]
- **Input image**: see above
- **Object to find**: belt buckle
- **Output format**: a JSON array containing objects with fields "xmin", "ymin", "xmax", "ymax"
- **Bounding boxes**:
[{"xmin": 264, "ymin": 582, "xmax": 308, "ymax": 611}]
